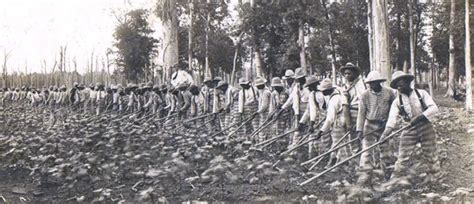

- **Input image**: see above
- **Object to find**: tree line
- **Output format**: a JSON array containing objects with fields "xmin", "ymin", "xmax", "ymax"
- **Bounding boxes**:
[{"xmin": 1, "ymin": 0, "xmax": 472, "ymax": 109}]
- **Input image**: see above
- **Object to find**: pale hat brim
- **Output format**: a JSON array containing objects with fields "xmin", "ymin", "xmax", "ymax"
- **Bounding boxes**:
[
  {"xmin": 339, "ymin": 64, "xmax": 360, "ymax": 74},
  {"xmin": 365, "ymin": 78, "xmax": 386, "ymax": 83},
  {"xmin": 216, "ymin": 82, "xmax": 228, "ymax": 89},
  {"xmin": 305, "ymin": 79, "xmax": 321, "ymax": 88},
  {"xmin": 318, "ymin": 86, "xmax": 336, "ymax": 91},
  {"xmin": 390, "ymin": 74, "xmax": 414, "ymax": 88},
  {"xmin": 239, "ymin": 80, "xmax": 250, "ymax": 85}
]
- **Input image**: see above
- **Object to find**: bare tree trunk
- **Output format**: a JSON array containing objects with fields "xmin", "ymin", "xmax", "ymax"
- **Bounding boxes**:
[
  {"xmin": 322, "ymin": 0, "xmax": 337, "ymax": 84},
  {"xmin": 188, "ymin": 0, "xmax": 194, "ymax": 72},
  {"xmin": 372, "ymin": 0, "xmax": 391, "ymax": 82},
  {"xmin": 160, "ymin": 0, "xmax": 179, "ymax": 81},
  {"xmin": 2, "ymin": 51, "xmax": 11, "ymax": 88},
  {"xmin": 254, "ymin": 48, "xmax": 263, "ymax": 79},
  {"xmin": 408, "ymin": 0, "xmax": 416, "ymax": 83},
  {"xmin": 466, "ymin": 0, "xmax": 472, "ymax": 111},
  {"xmin": 402, "ymin": 60, "xmax": 408, "ymax": 73},
  {"xmin": 446, "ymin": 0, "xmax": 456, "ymax": 97},
  {"xmin": 298, "ymin": 19, "xmax": 307, "ymax": 72},
  {"xmin": 428, "ymin": 0, "xmax": 435, "ymax": 95},
  {"xmin": 205, "ymin": 0, "xmax": 212, "ymax": 79},
  {"xmin": 231, "ymin": 33, "xmax": 243, "ymax": 86},
  {"xmin": 90, "ymin": 51, "xmax": 95, "ymax": 84},
  {"xmin": 367, "ymin": 0, "xmax": 374, "ymax": 71}
]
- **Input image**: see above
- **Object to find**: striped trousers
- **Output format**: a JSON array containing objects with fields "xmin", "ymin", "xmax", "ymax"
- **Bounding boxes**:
[
  {"xmin": 392, "ymin": 122, "xmax": 440, "ymax": 178},
  {"xmin": 359, "ymin": 120, "xmax": 392, "ymax": 174},
  {"xmin": 331, "ymin": 121, "xmax": 350, "ymax": 162},
  {"xmin": 350, "ymin": 109, "xmax": 361, "ymax": 153},
  {"xmin": 254, "ymin": 112, "xmax": 269, "ymax": 143}
]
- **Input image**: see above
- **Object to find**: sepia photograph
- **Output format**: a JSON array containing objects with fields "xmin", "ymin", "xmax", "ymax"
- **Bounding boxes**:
[{"xmin": 0, "ymin": 0, "xmax": 473, "ymax": 202}]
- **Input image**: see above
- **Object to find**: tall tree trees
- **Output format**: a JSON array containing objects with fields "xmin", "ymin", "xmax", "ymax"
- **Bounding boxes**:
[
  {"xmin": 2, "ymin": 50, "xmax": 12, "ymax": 88},
  {"xmin": 156, "ymin": 0, "xmax": 179, "ymax": 81},
  {"xmin": 113, "ymin": 9, "xmax": 158, "ymax": 82},
  {"xmin": 465, "ymin": 0, "xmax": 472, "ymax": 111},
  {"xmin": 446, "ymin": 0, "xmax": 456, "ymax": 97},
  {"xmin": 371, "ymin": 0, "xmax": 391, "ymax": 81}
]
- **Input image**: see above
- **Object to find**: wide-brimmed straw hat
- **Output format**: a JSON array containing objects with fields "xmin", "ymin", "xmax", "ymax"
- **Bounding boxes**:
[
  {"xmin": 203, "ymin": 76, "xmax": 212, "ymax": 83},
  {"xmin": 339, "ymin": 62, "xmax": 360, "ymax": 74},
  {"xmin": 254, "ymin": 77, "xmax": 267, "ymax": 86},
  {"xmin": 213, "ymin": 77, "xmax": 222, "ymax": 82},
  {"xmin": 239, "ymin": 77, "xmax": 250, "ymax": 85},
  {"xmin": 282, "ymin": 69, "xmax": 295, "ymax": 80},
  {"xmin": 271, "ymin": 77, "xmax": 283, "ymax": 87},
  {"xmin": 365, "ymin": 71, "xmax": 386, "ymax": 83},
  {"xmin": 216, "ymin": 81, "xmax": 228, "ymax": 89},
  {"xmin": 318, "ymin": 78, "xmax": 335, "ymax": 91},
  {"xmin": 390, "ymin": 71, "xmax": 414, "ymax": 89},
  {"xmin": 304, "ymin": 76, "xmax": 321, "ymax": 88},
  {"xmin": 294, "ymin": 67, "xmax": 306, "ymax": 79}
]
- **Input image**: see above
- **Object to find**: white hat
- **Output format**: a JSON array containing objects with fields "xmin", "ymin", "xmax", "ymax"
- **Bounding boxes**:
[
  {"xmin": 318, "ymin": 78, "xmax": 335, "ymax": 91},
  {"xmin": 239, "ymin": 77, "xmax": 249, "ymax": 85},
  {"xmin": 390, "ymin": 71, "xmax": 414, "ymax": 88},
  {"xmin": 294, "ymin": 68, "xmax": 306, "ymax": 79},
  {"xmin": 305, "ymin": 76, "xmax": 321, "ymax": 88},
  {"xmin": 254, "ymin": 77, "xmax": 267, "ymax": 86},
  {"xmin": 365, "ymin": 71, "xmax": 386, "ymax": 83},
  {"xmin": 283, "ymin": 69, "xmax": 295, "ymax": 80},
  {"xmin": 271, "ymin": 77, "xmax": 283, "ymax": 87}
]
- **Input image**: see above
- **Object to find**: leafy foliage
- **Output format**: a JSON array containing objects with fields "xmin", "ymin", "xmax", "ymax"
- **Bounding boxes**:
[{"xmin": 113, "ymin": 9, "xmax": 158, "ymax": 82}]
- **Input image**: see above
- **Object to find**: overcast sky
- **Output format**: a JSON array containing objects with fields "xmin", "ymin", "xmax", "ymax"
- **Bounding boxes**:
[{"xmin": 0, "ymin": 0, "xmax": 155, "ymax": 74}]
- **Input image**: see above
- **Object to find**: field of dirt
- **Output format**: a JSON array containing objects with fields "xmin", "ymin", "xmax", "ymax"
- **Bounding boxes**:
[{"xmin": 0, "ymin": 88, "xmax": 473, "ymax": 203}]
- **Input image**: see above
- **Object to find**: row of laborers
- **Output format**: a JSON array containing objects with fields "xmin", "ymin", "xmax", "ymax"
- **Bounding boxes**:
[{"xmin": 0, "ymin": 63, "xmax": 440, "ymax": 191}]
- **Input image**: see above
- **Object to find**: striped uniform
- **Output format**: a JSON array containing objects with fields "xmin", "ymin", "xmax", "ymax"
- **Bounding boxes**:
[
  {"xmin": 234, "ymin": 86, "xmax": 258, "ymax": 140},
  {"xmin": 282, "ymin": 83, "xmax": 309, "ymax": 147},
  {"xmin": 356, "ymin": 87, "xmax": 396, "ymax": 180},
  {"xmin": 385, "ymin": 89, "xmax": 440, "ymax": 179},
  {"xmin": 255, "ymin": 87, "xmax": 272, "ymax": 143},
  {"xmin": 300, "ymin": 91, "xmax": 325, "ymax": 156},
  {"xmin": 213, "ymin": 89, "xmax": 227, "ymax": 130},
  {"xmin": 223, "ymin": 86, "xmax": 239, "ymax": 130},
  {"xmin": 269, "ymin": 90, "xmax": 289, "ymax": 135},
  {"xmin": 320, "ymin": 90, "xmax": 349, "ymax": 163},
  {"xmin": 342, "ymin": 77, "xmax": 366, "ymax": 153}
]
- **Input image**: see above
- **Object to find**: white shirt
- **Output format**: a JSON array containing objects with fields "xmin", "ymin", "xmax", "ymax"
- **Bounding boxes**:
[
  {"xmin": 320, "ymin": 91, "xmax": 344, "ymax": 132},
  {"xmin": 282, "ymin": 83, "xmax": 310, "ymax": 115},
  {"xmin": 385, "ymin": 89, "xmax": 438, "ymax": 129}
]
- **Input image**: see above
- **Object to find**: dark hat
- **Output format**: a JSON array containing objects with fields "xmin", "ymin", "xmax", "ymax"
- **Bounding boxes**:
[{"xmin": 339, "ymin": 62, "xmax": 360, "ymax": 74}]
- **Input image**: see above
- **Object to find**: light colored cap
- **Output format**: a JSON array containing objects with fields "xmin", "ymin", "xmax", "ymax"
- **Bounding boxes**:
[
  {"xmin": 283, "ymin": 69, "xmax": 295, "ymax": 79},
  {"xmin": 270, "ymin": 77, "xmax": 283, "ymax": 87},
  {"xmin": 239, "ymin": 77, "xmax": 249, "ymax": 85},
  {"xmin": 216, "ymin": 81, "xmax": 228, "ymax": 89},
  {"xmin": 254, "ymin": 77, "xmax": 267, "ymax": 86},
  {"xmin": 294, "ymin": 67, "xmax": 306, "ymax": 79},
  {"xmin": 318, "ymin": 78, "xmax": 335, "ymax": 91},
  {"xmin": 304, "ymin": 76, "xmax": 321, "ymax": 88},
  {"xmin": 390, "ymin": 71, "xmax": 414, "ymax": 89},
  {"xmin": 365, "ymin": 71, "xmax": 386, "ymax": 83}
]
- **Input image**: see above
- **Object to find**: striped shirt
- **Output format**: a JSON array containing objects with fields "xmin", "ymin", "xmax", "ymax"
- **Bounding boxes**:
[
  {"xmin": 341, "ymin": 77, "xmax": 366, "ymax": 110},
  {"xmin": 356, "ymin": 86, "xmax": 396, "ymax": 131}
]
